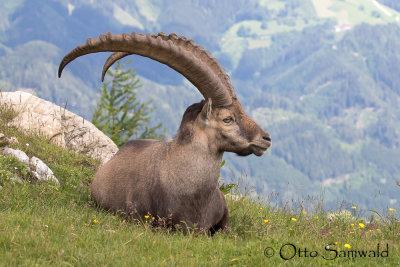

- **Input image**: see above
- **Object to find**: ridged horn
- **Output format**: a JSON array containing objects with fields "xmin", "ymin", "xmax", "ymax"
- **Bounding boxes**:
[
  {"xmin": 58, "ymin": 31, "xmax": 233, "ymax": 107},
  {"xmin": 100, "ymin": 32, "xmax": 237, "ymax": 99},
  {"xmin": 102, "ymin": 52, "xmax": 130, "ymax": 82}
]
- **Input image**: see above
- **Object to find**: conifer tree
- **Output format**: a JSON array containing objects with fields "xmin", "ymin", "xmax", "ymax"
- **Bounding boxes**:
[{"xmin": 92, "ymin": 60, "xmax": 165, "ymax": 147}]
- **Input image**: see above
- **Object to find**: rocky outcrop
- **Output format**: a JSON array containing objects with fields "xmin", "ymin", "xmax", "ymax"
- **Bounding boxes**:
[
  {"xmin": 1, "ymin": 147, "xmax": 60, "ymax": 185},
  {"xmin": 0, "ymin": 91, "xmax": 118, "ymax": 164}
]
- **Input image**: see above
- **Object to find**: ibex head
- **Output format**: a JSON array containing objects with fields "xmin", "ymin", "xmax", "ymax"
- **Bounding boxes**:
[
  {"xmin": 176, "ymin": 99, "xmax": 270, "ymax": 157},
  {"xmin": 58, "ymin": 32, "xmax": 271, "ymax": 157}
]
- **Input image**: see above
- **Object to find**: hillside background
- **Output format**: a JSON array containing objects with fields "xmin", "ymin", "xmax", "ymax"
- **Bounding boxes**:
[{"xmin": 1, "ymin": 0, "xmax": 399, "ymax": 211}]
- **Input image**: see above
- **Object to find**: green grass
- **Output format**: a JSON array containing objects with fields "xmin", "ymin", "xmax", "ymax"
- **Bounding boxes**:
[{"xmin": 0, "ymin": 102, "xmax": 399, "ymax": 266}]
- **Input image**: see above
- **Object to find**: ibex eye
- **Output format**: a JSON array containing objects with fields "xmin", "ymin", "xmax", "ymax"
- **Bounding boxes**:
[{"xmin": 223, "ymin": 117, "xmax": 233, "ymax": 123}]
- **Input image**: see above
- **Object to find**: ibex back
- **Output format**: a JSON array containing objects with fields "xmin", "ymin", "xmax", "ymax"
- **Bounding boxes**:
[{"xmin": 58, "ymin": 32, "xmax": 271, "ymax": 234}]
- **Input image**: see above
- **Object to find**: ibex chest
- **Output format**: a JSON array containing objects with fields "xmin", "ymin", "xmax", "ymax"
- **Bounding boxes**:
[{"xmin": 159, "ymin": 153, "xmax": 220, "ymax": 196}]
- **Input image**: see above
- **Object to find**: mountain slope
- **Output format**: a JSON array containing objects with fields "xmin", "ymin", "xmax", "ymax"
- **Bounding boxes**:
[{"xmin": 0, "ymin": 0, "xmax": 399, "ymax": 210}]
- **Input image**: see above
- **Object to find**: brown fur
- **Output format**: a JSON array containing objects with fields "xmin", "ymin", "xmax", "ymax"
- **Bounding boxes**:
[
  {"xmin": 91, "ymin": 99, "xmax": 270, "ymax": 234},
  {"xmin": 175, "ymin": 101, "xmax": 205, "ymax": 144}
]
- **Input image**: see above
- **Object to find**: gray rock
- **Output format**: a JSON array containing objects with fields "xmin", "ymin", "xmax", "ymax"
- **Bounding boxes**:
[
  {"xmin": 0, "ymin": 147, "xmax": 59, "ymax": 186},
  {"xmin": 1, "ymin": 147, "xmax": 30, "ymax": 164},
  {"xmin": 29, "ymin": 156, "xmax": 60, "ymax": 185},
  {"xmin": 0, "ymin": 91, "xmax": 118, "ymax": 164}
]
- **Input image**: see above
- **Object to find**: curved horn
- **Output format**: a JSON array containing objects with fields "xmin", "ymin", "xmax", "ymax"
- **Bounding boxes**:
[
  {"xmin": 101, "ymin": 52, "xmax": 130, "ymax": 82},
  {"xmin": 100, "ymin": 33, "xmax": 237, "ymax": 99},
  {"xmin": 59, "ymin": 31, "xmax": 233, "ymax": 106}
]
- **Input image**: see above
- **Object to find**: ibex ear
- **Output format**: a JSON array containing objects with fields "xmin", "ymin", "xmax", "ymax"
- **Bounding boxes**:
[{"xmin": 200, "ymin": 98, "xmax": 212, "ymax": 125}]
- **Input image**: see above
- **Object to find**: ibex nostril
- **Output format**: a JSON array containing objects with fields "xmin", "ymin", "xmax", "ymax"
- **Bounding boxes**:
[{"xmin": 263, "ymin": 136, "xmax": 271, "ymax": 142}]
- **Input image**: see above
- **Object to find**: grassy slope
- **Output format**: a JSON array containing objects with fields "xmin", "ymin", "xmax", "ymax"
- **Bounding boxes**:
[{"xmin": 0, "ymin": 100, "xmax": 399, "ymax": 266}]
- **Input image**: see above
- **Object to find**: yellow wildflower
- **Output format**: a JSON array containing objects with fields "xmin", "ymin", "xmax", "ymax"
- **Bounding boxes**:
[
  {"xmin": 152, "ymin": 217, "xmax": 155, "ymax": 220},
  {"xmin": 352, "ymin": 206, "xmax": 356, "ymax": 210},
  {"xmin": 55, "ymin": 187, "xmax": 59, "ymax": 191},
  {"xmin": 144, "ymin": 215, "xmax": 149, "ymax": 219},
  {"xmin": 314, "ymin": 216, "xmax": 319, "ymax": 219},
  {"xmin": 389, "ymin": 208, "xmax": 396, "ymax": 212},
  {"xmin": 291, "ymin": 218, "xmax": 297, "ymax": 222},
  {"xmin": 263, "ymin": 219, "xmax": 269, "ymax": 223},
  {"xmin": 359, "ymin": 223, "xmax": 365, "ymax": 229},
  {"xmin": 369, "ymin": 230, "xmax": 372, "ymax": 232},
  {"xmin": 259, "ymin": 207, "xmax": 263, "ymax": 210},
  {"xmin": 93, "ymin": 219, "xmax": 98, "ymax": 224},
  {"xmin": 289, "ymin": 228, "xmax": 293, "ymax": 231},
  {"xmin": 350, "ymin": 223, "xmax": 354, "ymax": 227},
  {"xmin": 346, "ymin": 213, "xmax": 350, "ymax": 217},
  {"xmin": 376, "ymin": 219, "xmax": 380, "ymax": 222},
  {"xmin": 302, "ymin": 210, "xmax": 306, "ymax": 214},
  {"xmin": 349, "ymin": 231, "xmax": 354, "ymax": 234},
  {"xmin": 377, "ymin": 229, "xmax": 381, "ymax": 232},
  {"xmin": 344, "ymin": 244, "xmax": 351, "ymax": 249},
  {"xmin": 334, "ymin": 242, "xmax": 338, "ymax": 245}
]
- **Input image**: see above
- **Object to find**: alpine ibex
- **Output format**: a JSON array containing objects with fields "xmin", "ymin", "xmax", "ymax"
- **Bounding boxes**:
[{"xmin": 58, "ymin": 32, "xmax": 271, "ymax": 234}]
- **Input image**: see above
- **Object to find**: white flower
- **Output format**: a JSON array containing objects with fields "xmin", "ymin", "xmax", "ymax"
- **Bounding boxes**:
[{"xmin": 327, "ymin": 210, "xmax": 353, "ymax": 221}]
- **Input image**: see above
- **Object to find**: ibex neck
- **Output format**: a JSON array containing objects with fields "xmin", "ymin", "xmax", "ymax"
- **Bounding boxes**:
[
  {"xmin": 165, "ymin": 138, "xmax": 223, "ymax": 191},
  {"xmin": 171, "ymin": 136, "xmax": 223, "ymax": 164}
]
